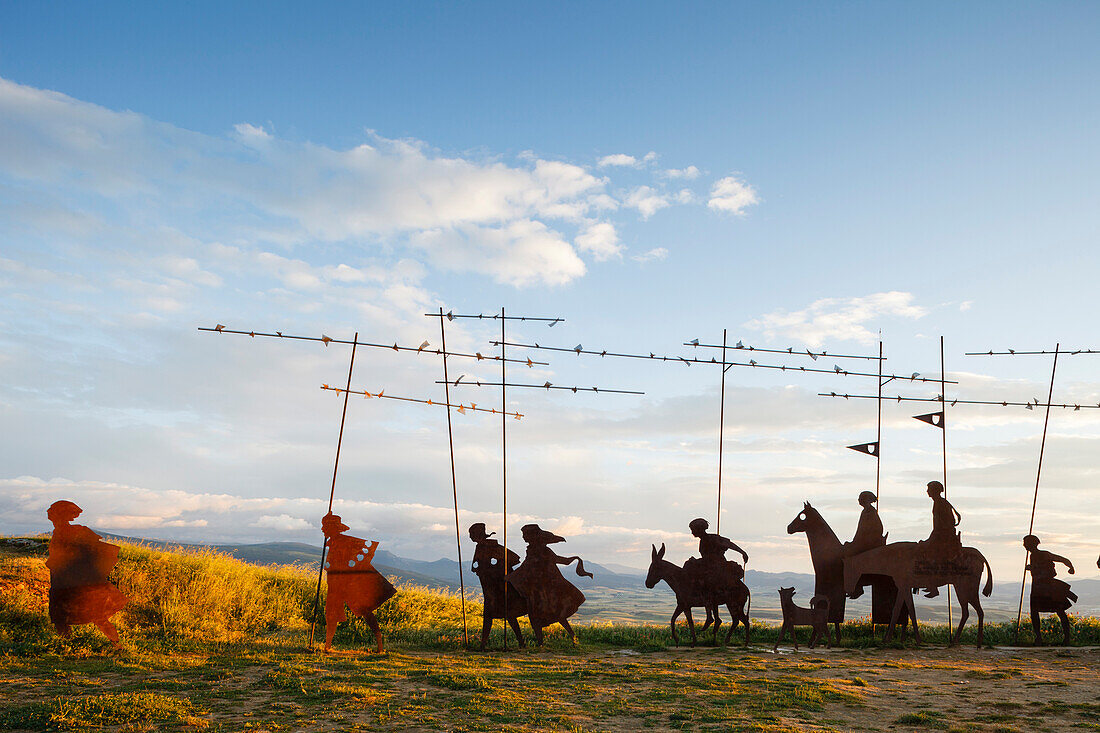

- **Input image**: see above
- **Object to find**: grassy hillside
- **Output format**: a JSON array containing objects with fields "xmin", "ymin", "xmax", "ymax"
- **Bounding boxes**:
[{"xmin": 3, "ymin": 537, "xmax": 1100, "ymax": 731}]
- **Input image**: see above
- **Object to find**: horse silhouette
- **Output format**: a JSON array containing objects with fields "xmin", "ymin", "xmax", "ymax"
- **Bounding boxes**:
[
  {"xmin": 645, "ymin": 543, "xmax": 750, "ymax": 646},
  {"xmin": 786, "ymin": 501, "xmax": 914, "ymax": 643},
  {"xmin": 844, "ymin": 542, "xmax": 993, "ymax": 647}
]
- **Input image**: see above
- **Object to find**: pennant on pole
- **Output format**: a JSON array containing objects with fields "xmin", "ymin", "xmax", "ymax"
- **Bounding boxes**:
[
  {"xmin": 847, "ymin": 441, "xmax": 879, "ymax": 457},
  {"xmin": 913, "ymin": 411, "xmax": 945, "ymax": 429}
]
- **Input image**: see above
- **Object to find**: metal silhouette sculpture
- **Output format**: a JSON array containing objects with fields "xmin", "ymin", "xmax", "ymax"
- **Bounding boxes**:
[
  {"xmin": 842, "ymin": 481, "xmax": 993, "ymax": 647},
  {"xmin": 774, "ymin": 587, "xmax": 830, "ymax": 651},
  {"xmin": 645, "ymin": 543, "xmax": 750, "ymax": 646},
  {"xmin": 787, "ymin": 500, "xmax": 912, "ymax": 643},
  {"xmin": 45, "ymin": 500, "xmax": 128, "ymax": 648},
  {"xmin": 469, "ymin": 522, "xmax": 527, "ymax": 649},
  {"xmin": 506, "ymin": 524, "xmax": 591, "ymax": 645},
  {"xmin": 321, "ymin": 512, "xmax": 396, "ymax": 653},
  {"xmin": 1023, "ymin": 535, "xmax": 1076, "ymax": 645},
  {"xmin": 681, "ymin": 517, "xmax": 752, "ymax": 644}
]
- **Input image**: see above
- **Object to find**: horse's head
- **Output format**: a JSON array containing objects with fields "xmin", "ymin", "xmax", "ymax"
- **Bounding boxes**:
[
  {"xmin": 645, "ymin": 543, "xmax": 667, "ymax": 589},
  {"xmin": 786, "ymin": 501, "xmax": 820, "ymax": 534}
]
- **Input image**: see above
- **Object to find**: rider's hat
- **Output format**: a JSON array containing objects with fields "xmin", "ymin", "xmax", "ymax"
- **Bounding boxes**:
[
  {"xmin": 468, "ymin": 523, "xmax": 495, "ymax": 541},
  {"xmin": 858, "ymin": 490, "xmax": 877, "ymax": 505},
  {"xmin": 321, "ymin": 512, "xmax": 350, "ymax": 534},
  {"xmin": 47, "ymin": 500, "xmax": 82, "ymax": 522},
  {"xmin": 520, "ymin": 523, "xmax": 566, "ymax": 545}
]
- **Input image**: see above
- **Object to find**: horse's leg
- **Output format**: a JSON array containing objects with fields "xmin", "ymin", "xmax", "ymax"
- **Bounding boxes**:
[
  {"xmin": 685, "ymin": 607, "xmax": 698, "ymax": 647},
  {"xmin": 365, "ymin": 611, "xmax": 384, "ymax": 653},
  {"xmin": 723, "ymin": 603, "xmax": 735, "ymax": 645},
  {"xmin": 951, "ymin": 587, "xmax": 970, "ymax": 647},
  {"xmin": 700, "ymin": 605, "xmax": 713, "ymax": 634},
  {"xmin": 907, "ymin": 588, "xmax": 921, "ymax": 645},
  {"xmin": 833, "ymin": 621, "xmax": 841, "ymax": 647},
  {"xmin": 884, "ymin": 590, "xmax": 904, "ymax": 643},
  {"xmin": 670, "ymin": 604, "xmax": 683, "ymax": 646},
  {"xmin": 533, "ymin": 623, "xmax": 545, "ymax": 647},
  {"xmin": 1056, "ymin": 609, "xmax": 1071, "ymax": 646},
  {"xmin": 480, "ymin": 614, "xmax": 493, "ymax": 651},
  {"xmin": 975, "ymin": 596, "xmax": 984, "ymax": 649},
  {"xmin": 1031, "ymin": 600, "xmax": 1043, "ymax": 646},
  {"xmin": 507, "ymin": 615, "xmax": 526, "ymax": 648}
]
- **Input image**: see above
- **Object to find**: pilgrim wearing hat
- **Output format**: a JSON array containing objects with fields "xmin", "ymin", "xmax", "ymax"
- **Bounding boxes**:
[
  {"xmin": 505, "ymin": 523, "xmax": 592, "ymax": 645},
  {"xmin": 45, "ymin": 500, "xmax": 128, "ymax": 647},
  {"xmin": 844, "ymin": 491, "xmax": 886, "ymax": 557},
  {"xmin": 1023, "ymin": 534, "xmax": 1077, "ymax": 645},
  {"xmin": 321, "ymin": 512, "xmax": 396, "ymax": 653},
  {"xmin": 468, "ymin": 523, "xmax": 527, "ymax": 649},
  {"xmin": 924, "ymin": 481, "xmax": 962, "ymax": 547}
]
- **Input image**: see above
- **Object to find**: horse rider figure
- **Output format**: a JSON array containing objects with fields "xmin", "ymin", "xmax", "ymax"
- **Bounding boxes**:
[
  {"xmin": 843, "ymin": 490, "xmax": 886, "ymax": 558},
  {"xmin": 920, "ymin": 480, "xmax": 962, "ymax": 598},
  {"xmin": 685, "ymin": 518, "xmax": 749, "ymax": 602},
  {"xmin": 1023, "ymin": 534, "xmax": 1077, "ymax": 645}
]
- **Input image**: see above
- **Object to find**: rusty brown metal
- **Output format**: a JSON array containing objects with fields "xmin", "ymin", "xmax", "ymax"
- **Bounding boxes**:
[
  {"xmin": 505, "ymin": 524, "xmax": 591, "ymax": 645},
  {"xmin": 46, "ymin": 501, "xmax": 128, "ymax": 648},
  {"xmin": 321, "ymin": 513, "xmax": 396, "ymax": 653},
  {"xmin": 774, "ymin": 587, "xmax": 830, "ymax": 651},
  {"xmin": 1023, "ymin": 535, "xmax": 1077, "ymax": 645},
  {"xmin": 787, "ymin": 500, "xmax": 914, "ymax": 642},
  {"xmin": 842, "ymin": 483, "xmax": 993, "ymax": 647},
  {"xmin": 469, "ymin": 523, "xmax": 527, "ymax": 649},
  {"xmin": 644, "ymin": 542, "xmax": 750, "ymax": 646}
]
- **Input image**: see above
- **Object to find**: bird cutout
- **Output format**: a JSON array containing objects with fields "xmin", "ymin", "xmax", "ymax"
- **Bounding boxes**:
[
  {"xmin": 470, "ymin": 403, "xmax": 477, "ymax": 410},
  {"xmin": 543, "ymin": 382, "xmax": 552, "ymax": 389},
  {"xmin": 690, "ymin": 339, "xmax": 700, "ymax": 346},
  {"xmin": 323, "ymin": 384, "xmax": 330, "ymax": 390},
  {"xmin": 276, "ymin": 331, "xmax": 282, "ymax": 337},
  {"xmin": 807, "ymin": 350, "xmax": 818, "ymax": 361},
  {"xmin": 446, "ymin": 310, "xmax": 454, "ymax": 321},
  {"xmin": 526, "ymin": 358, "xmax": 534, "ymax": 368},
  {"xmin": 679, "ymin": 357, "xmax": 691, "ymax": 367},
  {"xmin": 515, "ymin": 413, "xmax": 523, "ymax": 420},
  {"xmin": 455, "ymin": 375, "xmax": 465, "ymax": 385},
  {"xmin": 1075, "ymin": 405, "xmax": 1081, "ymax": 411},
  {"xmin": 476, "ymin": 352, "xmax": 484, "ymax": 360},
  {"xmin": 780, "ymin": 365, "xmax": 787, "ymax": 371},
  {"xmin": 391, "ymin": 342, "xmax": 398, "ymax": 351},
  {"xmin": 1009, "ymin": 349, "xmax": 1016, "ymax": 354},
  {"xmin": 215, "ymin": 324, "xmax": 225, "ymax": 332},
  {"xmin": 787, "ymin": 347, "xmax": 793, "ymax": 353},
  {"xmin": 417, "ymin": 340, "xmax": 430, "ymax": 352},
  {"xmin": 600, "ymin": 350, "xmax": 607, "ymax": 357},
  {"xmin": 476, "ymin": 380, "xmax": 482, "ymax": 387},
  {"xmin": 574, "ymin": 344, "xmax": 583, "ymax": 353},
  {"xmin": 593, "ymin": 387, "xmax": 599, "ymax": 392},
  {"xmin": 321, "ymin": 334, "xmax": 333, "ymax": 346},
  {"xmin": 1034, "ymin": 397, "xmax": 1041, "ymax": 405},
  {"xmin": 549, "ymin": 319, "xmax": 559, "ymax": 327},
  {"xmin": 910, "ymin": 372, "xmax": 919, "ymax": 380},
  {"xmin": 1026, "ymin": 403, "xmax": 1034, "ymax": 410},
  {"xmin": 457, "ymin": 405, "xmax": 466, "ymax": 414},
  {"xmin": 249, "ymin": 331, "xmax": 255, "ymax": 338},
  {"xmin": 491, "ymin": 408, "xmax": 497, "ymax": 414},
  {"xmin": 951, "ymin": 399, "xmax": 958, "ymax": 406},
  {"xmin": 750, "ymin": 360, "xmax": 757, "ymax": 366},
  {"xmin": 571, "ymin": 387, "xmax": 578, "ymax": 393},
  {"xmin": 736, "ymin": 340, "xmax": 744, "ymax": 348},
  {"xmin": 378, "ymin": 390, "xmax": 384, "ymax": 398},
  {"xmin": 364, "ymin": 391, "xmax": 372, "ymax": 398},
  {"xmin": 534, "ymin": 342, "xmax": 541, "ymax": 348},
  {"xmin": 710, "ymin": 357, "xmax": 717, "ymax": 363},
  {"xmin": 649, "ymin": 353, "xmax": 655, "ymax": 358},
  {"xmin": 834, "ymin": 365, "xmax": 843, "ymax": 373},
  {"xmin": 1001, "ymin": 402, "xmax": 1007, "ymax": 406},
  {"xmin": 427, "ymin": 399, "xmax": 432, "ymax": 405}
]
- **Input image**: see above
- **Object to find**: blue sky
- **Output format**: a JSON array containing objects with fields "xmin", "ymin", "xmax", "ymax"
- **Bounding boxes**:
[{"xmin": 1, "ymin": 3, "xmax": 1099, "ymax": 578}]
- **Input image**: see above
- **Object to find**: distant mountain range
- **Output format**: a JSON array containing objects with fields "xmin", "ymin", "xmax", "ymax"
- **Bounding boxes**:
[{"xmin": 99, "ymin": 534, "xmax": 1100, "ymax": 621}]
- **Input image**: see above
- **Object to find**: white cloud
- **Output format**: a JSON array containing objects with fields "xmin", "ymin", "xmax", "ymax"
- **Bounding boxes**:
[
  {"xmin": 631, "ymin": 247, "xmax": 669, "ymax": 263},
  {"xmin": 744, "ymin": 291, "xmax": 929, "ymax": 347},
  {"xmin": 598, "ymin": 153, "xmax": 638, "ymax": 168},
  {"xmin": 708, "ymin": 175, "xmax": 759, "ymax": 215},
  {"xmin": 663, "ymin": 165, "xmax": 700, "ymax": 180},
  {"xmin": 574, "ymin": 222, "xmax": 622, "ymax": 261},
  {"xmin": 960, "ymin": 300, "xmax": 973, "ymax": 312},
  {"xmin": 624, "ymin": 186, "xmax": 670, "ymax": 219},
  {"xmin": 253, "ymin": 514, "xmax": 311, "ymax": 531}
]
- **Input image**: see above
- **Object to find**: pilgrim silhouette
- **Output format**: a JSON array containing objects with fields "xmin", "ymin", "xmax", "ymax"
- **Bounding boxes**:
[
  {"xmin": 506, "ymin": 524, "xmax": 591, "ymax": 645},
  {"xmin": 1023, "ymin": 534, "xmax": 1077, "ymax": 645},
  {"xmin": 321, "ymin": 512, "xmax": 396, "ymax": 653},
  {"xmin": 469, "ymin": 522, "xmax": 528, "ymax": 649},
  {"xmin": 46, "ymin": 500, "xmax": 128, "ymax": 647},
  {"xmin": 920, "ymin": 480, "xmax": 962, "ymax": 598}
]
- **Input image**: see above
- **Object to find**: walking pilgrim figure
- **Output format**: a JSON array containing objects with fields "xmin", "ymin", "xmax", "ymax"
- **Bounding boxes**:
[
  {"xmin": 506, "ymin": 524, "xmax": 592, "ymax": 645},
  {"xmin": 321, "ymin": 512, "xmax": 396, "ymax": 653},
  {"xmin": 1023, "ymin": 534, "xmax": 1077, "ymax": 645},
  {"xmin": 468, "ymin": 523, "xmax": 528, "ymax": 649},
  {"xmin": 45, "ymin": 500, "xmax": 129, "ymax": 648}
]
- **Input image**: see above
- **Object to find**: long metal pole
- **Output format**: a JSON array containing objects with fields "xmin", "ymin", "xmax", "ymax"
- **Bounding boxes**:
[
  {"xmin": 717, "ymin": 329, "xmax": 727, "ymax": 534},
  {"xmin": 1013, "ymin": 344, "xmax": 1060, "ymax": 643},
  {"xmin": 309, "ymin": 332, "xmax": 359, "ymax": 649},
  {"xmin": 940, "ymin": 336, "xmax": 952, "ymax": 628},
  {"xmin": 876, "ymin": 340, "xmax": 883, "ymax": 504},
  {"xmin": 501, "ymin": 307, "xmax": 509, "ymax": 650},
  {"xmin": 438, "ymin": 308, "xmax": 469, "ymax": 648}
]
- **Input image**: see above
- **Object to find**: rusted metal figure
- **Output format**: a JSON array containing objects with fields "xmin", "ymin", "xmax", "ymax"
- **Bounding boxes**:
[
  {"xmin": 843, "ymin": 481, "xmax": 993, "ymax": 647},
  {"xmin": 680, "ymin": 518, "xmax": 752, "ymax": 644},
  {"xmin": 46, "ymin": 500, "xmax": 128, "ymax": 648},
  {"xmin": 506, "ymin": 524, "xmax": 591, "ymax": 645},
  {"xmin": 321, "ymin": 512, "xmax": 396, "ymax": 653},
  {"xmin": 787, "ymin": 499, "xmax": 912, "ymax": 643},
  {"xmin": 469, "ymin": 522, "xmax": 527, "ymax": 649},
  {"xmin": 1023, "ymin": 535, "xmax": 1076, "ymax": 645},
  {"xmin": 645, "ymin": 543, "xmax": 750, "ymax": 646},
  {"xmin": 774, "ymin": 587, "xmax": 830, "ymax": 651}
]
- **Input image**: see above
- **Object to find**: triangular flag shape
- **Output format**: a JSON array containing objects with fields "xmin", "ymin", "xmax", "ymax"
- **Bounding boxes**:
[
  {"xmin": 847, "ymin": 442, "xmax": 879, "ymax": 457},
  {"xmin": 913, "ymin": 411, "xmax": 945, "ymax": 429}
]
